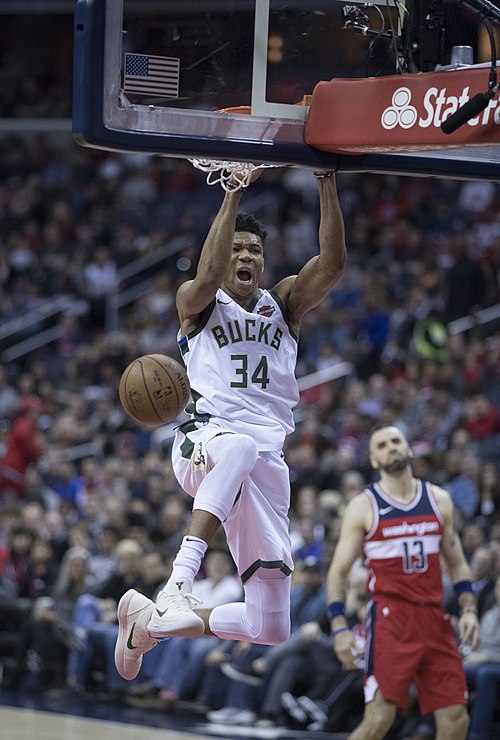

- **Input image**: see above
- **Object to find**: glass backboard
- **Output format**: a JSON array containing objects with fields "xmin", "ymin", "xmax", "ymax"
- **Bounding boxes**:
[{"xmin": 73, "ymin": 0, "xmax": 500, "ymax": 180}]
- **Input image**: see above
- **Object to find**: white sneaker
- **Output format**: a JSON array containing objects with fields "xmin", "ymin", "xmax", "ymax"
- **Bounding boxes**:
[
  {"xmin": 114, "ymin": 589, "xmax": 159, "ymax": 680},
  {"xmin": 230, "ymin": 709, "xmax": 257, "ymax": 726},
  {"xmin": 281, "ymin": 692, "xmax": 308, "ymax": 723},
  {"xmin": 147, "ymin": 578, "xmax": 204, "ymax": 639},
  {"xmin": 297, "ymin": 695, "xmax": 328, "ymax": 724},
  {"xmin": 207, "ymin": 707, "xmax": 240, "ymax": 724},
  {"xmin": 207, "ymin": 708, "xmax": 256, "ymax": 726}
]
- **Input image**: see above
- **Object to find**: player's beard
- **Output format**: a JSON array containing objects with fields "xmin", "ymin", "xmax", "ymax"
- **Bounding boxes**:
[{"xmin": 381, "ymin": 455, "xmax": 411, "ymax": 473}]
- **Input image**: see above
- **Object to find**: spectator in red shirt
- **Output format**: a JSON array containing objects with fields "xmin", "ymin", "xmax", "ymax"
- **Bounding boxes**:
[
  {"xmin": 463, "ymin": 394, "xmax": 500, "ymax": 441},
  {"xmin": 0, "ymin": 396, "xmax": 44, "ymax": 498}
]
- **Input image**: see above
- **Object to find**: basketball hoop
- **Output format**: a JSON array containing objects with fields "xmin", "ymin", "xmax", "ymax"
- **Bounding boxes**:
[
  {"xmin": 188, "ymin": 158, "xmax": 277, "ymax": 192},
  {"xmin": 187, "ymin": 105, "xmax": 287, "ymax": 190}
]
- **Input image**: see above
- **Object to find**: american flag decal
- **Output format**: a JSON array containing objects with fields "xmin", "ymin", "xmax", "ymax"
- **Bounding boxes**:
[{"xmin": 123, "ymin": 53, "xmax": 180, "ymax": 98}]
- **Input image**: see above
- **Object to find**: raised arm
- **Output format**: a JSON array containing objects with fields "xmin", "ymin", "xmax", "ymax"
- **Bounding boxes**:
[
  {"xmin": 276, "ymin": 173, "xmax": 346, "ymax": 332},
  {"xmin": 434, "ymin": 484, "xmax": 481, "ymax": 650},
  {"xmin": 177, "ymin": 189, "xmax": 243, "ymax": 330},
  {"xmin": 326, "ymin": 493, "xmax": 370, "ymax": 669}
]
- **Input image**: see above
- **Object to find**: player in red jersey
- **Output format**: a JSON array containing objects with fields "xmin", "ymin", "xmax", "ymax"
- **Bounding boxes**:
[{"xmin": 326, "ymin": 425, "xmax": 480, "ymax": 740}]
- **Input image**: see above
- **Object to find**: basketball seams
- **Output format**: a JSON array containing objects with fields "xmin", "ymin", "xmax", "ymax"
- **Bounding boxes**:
[
  {"xmin": 119, "ymin": 353, "xmax": 189, "ymax": 426},
  {"xmin": 138, "ymin": 357, "xmax": 164, "ymax": 424}
]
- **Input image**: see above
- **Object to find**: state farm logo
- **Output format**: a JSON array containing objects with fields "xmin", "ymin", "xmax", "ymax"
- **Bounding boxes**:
[
  {"xmin": 381, "ymin": 85, "xmax": 500, "ymax": 130},
  {"xmin": 381, "ymin": 88, "xmax": 417, "ymax": 129}
]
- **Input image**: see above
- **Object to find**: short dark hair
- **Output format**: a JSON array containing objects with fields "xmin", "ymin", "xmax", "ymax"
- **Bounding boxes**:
[
  {"xmin": 102, "ymin": 524, "xmax": 123, "ymax": 541},
  {"xmin": 235, "ymin": 213, "xmax": 267, "ymax": 243},
  {"xmin": 11, "ymin": 526, "xmax": 35, "ymax": 543},
  {"xmin": 369, "ymin": 423, "xmax": 404, "ymax": 437}
]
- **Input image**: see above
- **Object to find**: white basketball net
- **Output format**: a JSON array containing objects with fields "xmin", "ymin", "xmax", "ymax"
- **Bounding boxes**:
[{"xmin": 188, "ymin": 158, "xmax": 277, "ymax": 192}]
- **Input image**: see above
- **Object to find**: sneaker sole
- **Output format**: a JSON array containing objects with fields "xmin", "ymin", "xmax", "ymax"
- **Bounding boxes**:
[
  {"xmin": 297, "ymin": 696, "xmax": 328, "ymax": 723},
  {"xmin": 147, "ymin": 615, "xmax": 204, "ymax": 639},
  {"xmin": 115, "ymin": 589, "xmax": 143, "ymax": 681},
  {"xmin": 281, "ymin": 693, "xmax": 307, "ymax": 723}
]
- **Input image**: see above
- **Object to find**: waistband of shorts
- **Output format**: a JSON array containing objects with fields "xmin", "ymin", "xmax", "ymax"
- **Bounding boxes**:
[
  {"xmin": 175, "ymin": 424, "xmax": 284, "ymax": 453},
  {"xmin": 372, "ymin": 594, "xmax": 444, "ymax": 609}
]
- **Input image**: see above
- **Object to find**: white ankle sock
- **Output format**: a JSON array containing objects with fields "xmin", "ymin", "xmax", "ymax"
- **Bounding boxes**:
[{"xmin": 163, "ymin": 535, "xmax": 208, "ymax": 590}]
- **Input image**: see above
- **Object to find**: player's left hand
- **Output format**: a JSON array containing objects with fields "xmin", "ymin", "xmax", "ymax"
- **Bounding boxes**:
[
  {"xmin": 248, "ymin": 165, "xmax": 265, "ymax": 183},
  {"xmin": 458, "ymin": 610, "xmax": 480, "ymax": 651},
  {"xmin": 332, "ymin": 628, "xmax": 361, "ymax": 671}
]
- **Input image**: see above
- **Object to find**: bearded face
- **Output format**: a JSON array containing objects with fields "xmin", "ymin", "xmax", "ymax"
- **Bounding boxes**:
[
  {"xmin": 380, "ymin": 454, "xmax": 412, "ymax": 474},
  {"xmin": 369, "ymin": 426, "xmax": 413, "ymax": 474}
]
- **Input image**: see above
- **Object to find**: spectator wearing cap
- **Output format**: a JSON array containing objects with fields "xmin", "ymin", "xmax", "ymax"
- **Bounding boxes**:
[{"xmin": 0, "ymin": 396, "xmax": 44, "ymax": 499}]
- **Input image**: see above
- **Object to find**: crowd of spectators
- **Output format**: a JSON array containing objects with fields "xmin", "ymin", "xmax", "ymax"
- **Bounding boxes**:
[{"xmin": 0, "ymin": 131, "xmax": 499, "ymax": 737}]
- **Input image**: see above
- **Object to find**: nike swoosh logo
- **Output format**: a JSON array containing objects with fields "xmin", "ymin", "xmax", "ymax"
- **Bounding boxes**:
[
  {"xmin": 217, "ymin": 299, "xmax": 231, "ymax": 304},
  {"xmin": 127, "ymin": 623, "xmax": 138, "ymax": 649},
  {"xmin": 379, "ymin": 506, "xmax": 393, "ymax": 515}
]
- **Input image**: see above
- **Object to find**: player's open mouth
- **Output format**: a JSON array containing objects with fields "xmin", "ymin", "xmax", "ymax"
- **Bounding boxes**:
[{"xmin": 237, "ymin": 269, "xmax": 252, "ymax": 284}]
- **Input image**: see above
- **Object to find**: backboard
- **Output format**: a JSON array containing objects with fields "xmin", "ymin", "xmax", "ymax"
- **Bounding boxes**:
[{"xmin": 73, "ymin": 0, "xmax": 500, "ymax": 180}]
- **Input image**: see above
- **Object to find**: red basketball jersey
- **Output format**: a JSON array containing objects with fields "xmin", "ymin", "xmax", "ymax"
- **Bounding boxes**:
[{"xmin": 362, "ymin": 480, "xmax": 444, "ymax": 606}]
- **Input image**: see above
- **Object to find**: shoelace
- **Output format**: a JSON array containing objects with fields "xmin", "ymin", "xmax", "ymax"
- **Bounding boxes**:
[{"xmin": 163, "ymin": 591, "xmax": 203, "ymax": 613}]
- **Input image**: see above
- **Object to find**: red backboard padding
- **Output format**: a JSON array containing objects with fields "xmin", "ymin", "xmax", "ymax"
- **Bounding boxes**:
[{"xmin": 305, "ymin": 67, "xmax": 500, "ymax": 154}]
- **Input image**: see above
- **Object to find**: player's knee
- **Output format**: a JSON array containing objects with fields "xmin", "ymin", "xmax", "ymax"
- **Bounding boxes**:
[
  {"xmin": 209, "ymin": 432, "xmax": 258, "ymax": 472},
  {"xmin": 248, "ymin": 612, "xmax": 290, "ymax": 646},
  {"xmin": 260, "ymin": 620, "xmax": 290, "ymax": 646},
  {"xmin": 230, "ymin": 434, "xmax": 258, "ymax": 468},
  {"xmin": 435, "ymin": 704, "xmax": 469, "ymax": 737}
]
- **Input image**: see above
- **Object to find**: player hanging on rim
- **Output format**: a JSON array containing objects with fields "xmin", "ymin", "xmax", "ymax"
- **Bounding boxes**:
[
  {"xmin": 114, "ymin": 166, "xmax": 347, "ymax": 682},
  {"xmin": 326, "ymin": 425, "xmax": 480, "ymax": 740}
]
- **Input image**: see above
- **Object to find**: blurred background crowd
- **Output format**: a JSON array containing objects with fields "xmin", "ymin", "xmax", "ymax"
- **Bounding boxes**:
[
  {"xmin": 0, "ymin": 133, "xmax": 498, "ymax": 738},
  {"xmin": 0, "ymin": 1, "xmax": 500, "ymax": 737}
]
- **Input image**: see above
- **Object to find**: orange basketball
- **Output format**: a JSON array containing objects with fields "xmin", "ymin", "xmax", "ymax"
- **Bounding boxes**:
[{"xmin": 119, "ymin": 354, "xmax": 190, "ymax": 426}]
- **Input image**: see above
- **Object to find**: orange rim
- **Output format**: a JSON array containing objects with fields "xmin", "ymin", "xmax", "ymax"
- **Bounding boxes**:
[
  {"xmin": 217, "ymin": 106, "xmax": 252, "ymax": 115},
  {"xmin": 218, "ymin": 96, "xmax": 310, "ymax": 115}
]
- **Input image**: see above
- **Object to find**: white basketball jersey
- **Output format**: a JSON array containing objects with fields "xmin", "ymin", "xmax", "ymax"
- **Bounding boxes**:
[{"xmin": 178, "ymin": 287, "xmax": 299, "ymax": 450}]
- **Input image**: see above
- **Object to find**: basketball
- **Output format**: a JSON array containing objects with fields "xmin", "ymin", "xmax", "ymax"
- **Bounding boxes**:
[{"xmin": 119, "ymin": 354, "xmax": 190, "ymax": 426}]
